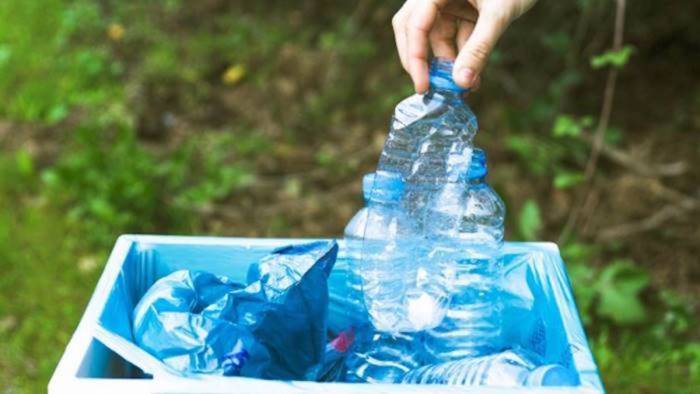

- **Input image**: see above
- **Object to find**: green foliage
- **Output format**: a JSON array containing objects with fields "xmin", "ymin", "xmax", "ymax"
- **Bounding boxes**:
[
  {"xmin": 14, "ymin": 150, "xmax": 35, "ymax": 178},
  {"xmin": 563, "ymin": 242, "xmax": 699, "ymax": 390},
  {"xmin": 40, "ymin": 125, "xmax": 258, "ymax": 247},
  {"xmin": 552, "ymin": 115, "xmax": 594, "ymax": 138},
  {"xmin": 592, "ymin": 330, "xmax": 700, "ymax": 393},
  {"xmin": 591, "ymin": 45, "xmax": 635, "ymax": 69},
  {"xmin": 565, "ymin": 245, "xmax": 650, "ymax": 325},
  {"xmin": 517, "ymin": 199, "xmax": 542, "ymax": 240},
  {"xmin": 42, "ymin": 126, "xmax": 172, "ymax": 246},
  {"xmin": 0, "ymin": 0, "xmax": 118, "ymax": 122},
  {"xmin": 596, "ymin": 260, "xmax": 650, "ymax": 324},
  {"xmin": 505, "ymin": 134, "xmax": 569, "ymax": 175},
  {"xmin": 554, "ymin": 170, "xmax": 586, "ymax": 189},
  {"xmin": 168, "ymin": 132, "xmax": 258, "ymax": 208}
]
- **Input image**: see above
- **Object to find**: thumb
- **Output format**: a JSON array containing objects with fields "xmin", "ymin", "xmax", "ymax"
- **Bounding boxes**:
[{"xmin": 453, "ymin": 10, "xmax": 509, "ymax": 88}]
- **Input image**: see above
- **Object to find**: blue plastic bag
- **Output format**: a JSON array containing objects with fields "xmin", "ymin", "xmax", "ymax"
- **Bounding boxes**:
[{"xmin": 132, "ymin": 240, "xmax": 338, "ymax": 380}]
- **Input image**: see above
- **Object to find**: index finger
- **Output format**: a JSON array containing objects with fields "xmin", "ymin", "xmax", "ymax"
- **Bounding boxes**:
[{"xmin": 406, "ymin": 0, "xmax": 444, "ymax": 93}]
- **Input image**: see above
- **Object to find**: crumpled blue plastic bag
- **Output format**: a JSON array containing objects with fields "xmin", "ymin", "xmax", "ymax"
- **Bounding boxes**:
[{"xmin": 132, "ymin": 240, "xmax": 338, "ymax": 380}]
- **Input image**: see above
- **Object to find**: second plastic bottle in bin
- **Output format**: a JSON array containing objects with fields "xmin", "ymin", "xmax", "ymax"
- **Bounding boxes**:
[
  {"xmin": 349, "ymin": 170, "xmax": 421, "ymax": 332},
  {"xmin": 343, "ymin": 172, "xmax": 378, "ymax": 316},
  {"xmin": 424, "ymin": 148, "xmax": 507, "ymax": 361}
]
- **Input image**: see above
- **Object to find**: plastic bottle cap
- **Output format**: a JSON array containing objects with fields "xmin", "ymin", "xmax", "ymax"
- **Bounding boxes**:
[
  {"xmin": 527, "ymin": 364, "xmax": 578, "ymax": 387},
  {"xmin": 429, "ymin": 58, "xmax": 467, "ymax": 94},
  {"xmin": 467, "ymin": 148, "xmax": 487, "ymax": 180}
]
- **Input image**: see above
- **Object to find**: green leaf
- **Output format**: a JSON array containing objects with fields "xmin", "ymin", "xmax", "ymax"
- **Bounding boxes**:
[
  {"xmin": 562, "ymin": 242, "xmax": 598, "ymax": 265},
  {"xmin": 554, "ymin": 171, "xmax": 585, "ymax": 189},
  {"xmin": 518, "ymin": 199, "xmax": 542, "ymax": 240},
  {"xmin": 506, "ymin": 134, "xmax": 565, "ymax": 176},
  {"xmin": 580, "ymin": 116, "xmax": 594, "ymax": 128},
  {"xmin": 591, "ymin": 45, "xmax": 634, "ymax": 69},
  {"xmin": 596, "ymin": 260, "xmax": 650, "ymax": 324},
  {"xmin": 15, "ymin": 149, "xmax": 34, "ymax": 176},
  {"xmin": 552, "ymin": 115, "xmax": 582, "ymax": 138},
  {"xmin": 47, "ymin": 104, "xmax": 68, "ymax": 124},
  {"xmin": 0, "ymin": 45, "xmax": 11, "ymax": 67}
]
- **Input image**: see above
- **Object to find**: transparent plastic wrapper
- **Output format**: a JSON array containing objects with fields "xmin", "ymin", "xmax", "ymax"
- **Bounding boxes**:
[{"xmin": 129, "ymin": 240, "xmax": 338, "ymax": 380}]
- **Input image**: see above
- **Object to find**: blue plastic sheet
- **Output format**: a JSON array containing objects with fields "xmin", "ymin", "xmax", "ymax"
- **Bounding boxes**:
[{"xmin": 131, "ymin": 240, "xmax": 338, "ymax": 380}]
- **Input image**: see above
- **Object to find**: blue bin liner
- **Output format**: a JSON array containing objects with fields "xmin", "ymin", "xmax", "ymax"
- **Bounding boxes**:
[
  {"xmin": 89, "ymin": 236, "xmax": 603, "ymax": 392},
  {"xmin": 131, "ymin": 240, "xmax": 338, "ymax": 379}
]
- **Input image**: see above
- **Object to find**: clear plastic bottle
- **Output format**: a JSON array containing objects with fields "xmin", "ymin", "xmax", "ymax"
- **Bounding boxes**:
[
  {"xmin": 378, "ymin": 58, "xmax": 477, "ymax": 183},
  {"xmin": 345, "ymin": 331, "xmax": 421, "ymax": 384},
  {"xmin": 402, "ymin": 348, "xmax": 577, "ymax": 387},
  {"xmin": 342, "ymin": 173, "xmax": 377, "ymax": 315},
  {"xmin": 366, "ymin": 58, "xmax": 478, "ymax": 332},
  {"xmin": 424, "ymin": 148, "xmax": 506, "ymax": 361},
  {"xmin": 350, "ymin": 170, "xmax": 418, "ymax": 332}
]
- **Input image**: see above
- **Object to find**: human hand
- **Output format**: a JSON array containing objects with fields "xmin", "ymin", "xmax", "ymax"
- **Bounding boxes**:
[{"xmin": 392, "ymin": 0, "xmax": 537, "ymax": 92}]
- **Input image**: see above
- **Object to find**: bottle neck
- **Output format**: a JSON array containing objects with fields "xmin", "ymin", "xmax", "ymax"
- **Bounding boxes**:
[
  {"xmin": 467, "ymin": 176, "xmax": 487, "ymax": 185},
  {"xmin": 428, "ymin": 58, "xmax": 467, "ymax": 98},
  {"xmin": 427, "ymin": 86, "xmax": 464, "ymax": 102}
]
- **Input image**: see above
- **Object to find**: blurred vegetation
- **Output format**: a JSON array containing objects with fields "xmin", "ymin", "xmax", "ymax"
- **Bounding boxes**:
[{"xmin": 0, "ymin": 0, "xmax": 698, "ymax": 393}]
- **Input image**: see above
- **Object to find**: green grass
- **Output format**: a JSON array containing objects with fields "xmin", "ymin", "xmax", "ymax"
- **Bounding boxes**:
[
  {"xmin": 0, "ymin": 157, "xmax": 101, "ymax": 393},
  {"xmin": 0, "ymin": 0, "xmax": 117, "ymax": 123}
]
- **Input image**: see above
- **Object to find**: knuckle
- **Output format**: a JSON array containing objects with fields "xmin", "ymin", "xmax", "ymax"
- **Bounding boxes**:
[
  {"xmin": 469, "ymin": 41, "xmax": 491, "ymax": 62},
  {"xmin": 409, "ymin": 48, "xmax": 424, "ymax": 60},
  {"xmin": 407, "ymin": 17, "xmax": 428, "ymax": 33},
  {"xmin": 485, "ymin": 8, "xmax": 511, "ymax": 27}
]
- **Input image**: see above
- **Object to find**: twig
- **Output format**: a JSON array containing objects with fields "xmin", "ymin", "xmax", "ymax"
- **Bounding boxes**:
[
  {"xmin": 597, "ymin": 202, "xmax": 698, "ymax": 241},
  {"xmin": 592, "ymin": 178, "xmax": 699, "ymax": 240},
  {"xmin": 558, "ymin": 0, "xmax": 627, "ymax": 244},
  {"xmin": 578, "ymin": 132, "xmax": 687, "ymax": 177}
]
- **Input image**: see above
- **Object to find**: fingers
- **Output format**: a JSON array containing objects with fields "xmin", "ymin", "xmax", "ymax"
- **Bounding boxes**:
[
  {"xmin": 455, "ymin": 19, "xmax": 475, "ymax": 52},
  {"xmin": 392, "ymin": 2, "xmax": 412, "ymax": 72},
  {"xmin": 453, "ymin": 9, "xmax": 510, "ymax": 88},
  {"xmin": 429, "ymin": 14, "xmax": 458, "ymax": 61},
  {"xmin": 406, "ymin": 0, "xmax": 444, "ymax": 93}
]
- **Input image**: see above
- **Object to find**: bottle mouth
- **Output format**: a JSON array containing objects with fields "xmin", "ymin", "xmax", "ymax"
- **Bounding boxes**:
[{"xmin": 429, "ymin": 58, "xmax": 467, "ymax": 94}]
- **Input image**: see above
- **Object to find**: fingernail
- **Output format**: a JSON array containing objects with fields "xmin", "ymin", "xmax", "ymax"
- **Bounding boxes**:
[{"xmin": 457, "ymin": 67, "xmax": 477, "ymax": 87}]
